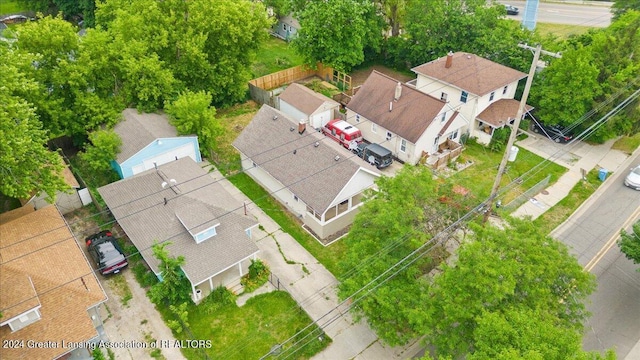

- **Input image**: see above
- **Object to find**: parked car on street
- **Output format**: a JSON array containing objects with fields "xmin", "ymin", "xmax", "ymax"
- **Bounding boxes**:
[
  {"xmin": 85, "ymin": 230, "xmax": 128, "ymax": 275},
  {"xmin": 353, "ymin": 142, "xmax": 393, "ymax": 169},
  {"xmin": 531, "ymin": 121, "xmax": 574, "ymax": 143},
  {"xmin": 624, "ymin": 165, "xmax": 640, "ymax": 190},
  {"xmin": 504, "ymin": 5, "xmax": 519, "ymax": 15}
]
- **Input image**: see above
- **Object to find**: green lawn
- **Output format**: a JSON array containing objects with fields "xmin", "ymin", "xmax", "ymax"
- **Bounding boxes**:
[
  {"xmin": 448, "ymin": 141, "xmax": 568, "ymax": 206},
  {"xmin": 612, "ymin": 133, "xmax": 640, "ymax": 155},
  {"xmin": 533, "ymin": 168, "xmax": 602, "ymax": 234},
  {"xmin": 252, "ymin": 36, "xmax": 305, "ymax": 78},
  {"xmin": 0, "ymin": 0, "xmax": 24, "ymax": 15},
  {"xmin": 228, "ymin": 172, "xmax": 347, "ymax": 277},
  {"xmin": 535, "ymin": 22, "xmax": 593, "ymax": 39},
  {"xmin": 174, "ymin": 291, "xmax": 330, "ymax": 360}
]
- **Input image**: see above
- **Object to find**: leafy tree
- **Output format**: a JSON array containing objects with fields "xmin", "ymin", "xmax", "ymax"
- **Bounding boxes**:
[
  {"xmin": 338, "ymin": 166, "xmax": 457, "ymax": 345},
  {"xmin": 264, "ymin": 0, "xmax": 292, "ymax": 17},
  {"xmin": 375, "ymin": 0, "xmax": 407, "ymax": 37},
  {"xmin": 612, "ymin": 0, "xmax": 640, "ymax": 19},
  {"xmin": 414, "ymin": 219, "xmax": 597, "ymax": 359},
  {"xmin": 0, "ymin": 46, "xmax": 68, "ymax": 200},
  {"xmin": 96, "ymin": 0, "xmax": 270, "ymax": 106},
  {"xmin": 619, "ymin": 220, "xmax": 640, "ymax": 269},
  {"xmin": 292, "ymin": 0, "xmax": 383, "ymax": 71},
  {"xmin": 79, "ymin": 129, "xmax": 122, "ymax": 172},
  {"xmin": 165, "ymin": 90, "xmax": 223, "ymax": 154},
  {"xmin": 530, "ymin": 45, "xmax": 602, "ymax": 128},
  {"xmin": 148, "ymin": 242, "xmax": 193, "ymax": 305},
  {"xmin": 15, "ymin": 15, "xmax": 120, "ymax": 137}
]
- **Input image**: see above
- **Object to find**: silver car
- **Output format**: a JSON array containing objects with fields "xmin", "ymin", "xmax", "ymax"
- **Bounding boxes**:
[{"xmin": 624, "ymin": 165, "xmax": 640, "ymax": 190}]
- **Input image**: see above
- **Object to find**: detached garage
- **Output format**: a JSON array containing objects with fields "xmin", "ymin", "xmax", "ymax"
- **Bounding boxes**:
[
  {"xmin": 278, "ymin": 83, "xmax": 340, "ymax": 130},
  {"xmin": 112, "ymin": 108, "xmax": 202, "ymax": 179}
]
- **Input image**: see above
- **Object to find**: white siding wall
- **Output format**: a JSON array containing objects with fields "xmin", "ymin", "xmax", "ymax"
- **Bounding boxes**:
[
  {"xmin": 279, "ymin": 100, "xmax": 308, "ymax": 125},
  {"xmin": 329, "ymin": 170, "xmax": 377, "ymax": 208}
]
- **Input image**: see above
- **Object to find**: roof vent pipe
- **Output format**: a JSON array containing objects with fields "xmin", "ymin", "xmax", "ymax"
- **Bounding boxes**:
[
  {"xmin": 394, "ymin": 82, "xmax": 402, "ymax": 101},
  {"xmin": 389, "ymin": 101, "xmax": 393, "ymax": 112},
  {"xmin": 445, "ymin": 51, "xmax": 453, "ymax": 68}
]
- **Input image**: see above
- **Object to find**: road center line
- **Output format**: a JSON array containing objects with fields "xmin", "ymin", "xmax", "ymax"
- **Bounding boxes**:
[{"xmin": 584, "ymin": 205, "xmax": 640, "ymax": 272}]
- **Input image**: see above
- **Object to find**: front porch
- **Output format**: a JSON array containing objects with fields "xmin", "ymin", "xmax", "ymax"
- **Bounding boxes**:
[{"xmin": 191, "ymin": 254, "xmax": 257, "ymax": 303}]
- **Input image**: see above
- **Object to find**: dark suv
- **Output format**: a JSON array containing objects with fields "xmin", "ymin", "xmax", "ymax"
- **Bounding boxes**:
[
  {"xmin": 85, "ymin": 230, "xmax": 128, "ymax": 275},
  {"xmin": 531, "ymin": 121, "xmax": 573, "ymax": 143},
  {"xmin": 353, "ymin": 142, "xmax": 393, "ymax": 169}
]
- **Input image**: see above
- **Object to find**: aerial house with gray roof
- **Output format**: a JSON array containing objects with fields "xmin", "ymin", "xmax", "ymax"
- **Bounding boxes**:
[
  {"xmin": 233, "ymin": 105, "xmax": 380, "ymax": 242},
  {"xmin": 99, "ymin": 157, "xmax": 258, "ymax": 302}
]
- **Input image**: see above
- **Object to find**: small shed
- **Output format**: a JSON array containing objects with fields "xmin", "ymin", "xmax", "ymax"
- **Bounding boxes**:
[{"xmin": 278, "ymin": 83, "xmax": 340, "ymax": 130}]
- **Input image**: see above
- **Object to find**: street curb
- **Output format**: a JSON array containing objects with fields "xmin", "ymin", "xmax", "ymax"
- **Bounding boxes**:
[{"xmin": 551, "ymin": 145, "xmax": 640, "ymax": 238}]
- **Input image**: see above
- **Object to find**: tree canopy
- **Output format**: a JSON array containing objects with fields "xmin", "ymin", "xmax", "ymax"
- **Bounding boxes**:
[
  {"xmin": 619, "ymin": 220, "xmax": 640, "ymax": 269},
  {"xmin": 165, "ymin": 90, "xmax": 223, "ymax": 154},
  {"xmin": 292, "ymin": 0, "xmax": 383, "ymax": 71}
]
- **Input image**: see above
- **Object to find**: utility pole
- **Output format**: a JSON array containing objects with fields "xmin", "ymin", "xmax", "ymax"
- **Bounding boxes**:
[{"xmin": 482, "ymin": 43, "xmax": 561, "ymax": 224}]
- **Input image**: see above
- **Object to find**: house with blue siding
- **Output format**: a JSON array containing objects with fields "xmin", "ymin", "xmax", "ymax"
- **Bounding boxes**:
[{"xmin": 112, "ymin": 108, "xmax": 201, "ymax": 178}]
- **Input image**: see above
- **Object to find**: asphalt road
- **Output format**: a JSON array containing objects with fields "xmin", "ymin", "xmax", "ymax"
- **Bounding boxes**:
[
  {"xmin": 552, "ymin": 151, "xmax": 640, "ymax": 358},
  {"xmin": 498, "ymin": 1, "xmax": 612, "ymax": 27}
]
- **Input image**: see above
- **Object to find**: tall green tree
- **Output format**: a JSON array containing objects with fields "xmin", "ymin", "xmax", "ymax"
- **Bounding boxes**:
[
  {"xmin": 292, "ymin": 0, "xmax": 383, "ymax": 71},
  {"xmin": 414, "ymin": 219, "xmax": 597, "ymax": 359},
  {"xmin": 148, "ymin": 242, "xmax": 193, "ymax": 305},
  {"xmin": 619, "ymin": 220, "xmax": 640, "ymax": 269},
  {"xmin": 375, "ymin": 0, "xmax": 407, "ymax": 37},
  {"xmin": 79, "ymin": 129, "xmax": 121, "ymax": 172},
  {"xmin": 96, "ymin": 0, "xmax": 270, "ymax": 106},
  {"xmin": 612, "ymin": 0, "xmax": 640, "ymax": 19},
  {"xmin": 338, "ymin": 166, "xmax": 457, "ymax": 345},
  {"xmin": 165, "ymin": 90, "xmax": 222, "ymax": 154}
]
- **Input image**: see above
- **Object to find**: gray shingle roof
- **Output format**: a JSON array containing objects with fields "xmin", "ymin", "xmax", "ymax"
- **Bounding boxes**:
[
  {"xmin": 279, "ymin": 83, "xmax": 339, "ymax": 115},
  {"xmin": 411, "ymin": 52, "xmax": 527, "ymax": 96},
  {"xmin": 114, "ymin": 108, "xmax": 179, "ymax": 163},
  {"xmin": 98, "ymin": 157, "xmax": 258, "ymax": 286},
  {"xmin": 233, "ymin": 105, "xmax": 379, "ymax": 214},
  {"xmin": 347, "ymin": 71, "xmax": 446, "ymax": 143}
]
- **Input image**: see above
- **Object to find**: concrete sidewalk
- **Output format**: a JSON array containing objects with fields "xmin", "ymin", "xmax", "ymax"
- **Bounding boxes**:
[
  {"xmin": 512, "ymin": 137, "xmax": 629, "ymax": 219},
  {"xmin": 208, "ymin": 169, "xmax": 420, "ymax": 359}
]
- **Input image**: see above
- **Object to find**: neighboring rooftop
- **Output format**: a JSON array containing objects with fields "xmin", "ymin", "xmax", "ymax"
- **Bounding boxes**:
[
  {"xmin": 412, "ymin": 52, "xmax": 527, "ymax": 96},
  {"xmin": 476, "ymin": 99, "xmax": 534, "ymax": 127},
  {"xmin": 0, "ymin": 205, "xmax": 107, "ymax": 360},
  {"xmin": 114, "ymin": 108, "xmax": 179, "ymax": 162},
  {"xmin": 278, "ymin": 82, "xmax": 339, "ymax": 115},
  {"xmin": 233, "ymin": 105, "xmax": 379, "ymax": 214},
  {"xmin": 98, "ymin": 157, "xmax": 258, "ymax": 286},
  {"xmin": 347, "ymin": 70, "xmax": 447, "ymax": 143}
]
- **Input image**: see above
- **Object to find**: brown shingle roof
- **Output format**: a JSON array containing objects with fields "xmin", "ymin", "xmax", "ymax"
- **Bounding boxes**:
[
  {"xmin": 346, "ymin": 71, "xmax": 447, "ymax": 143},
  {"xmin": 412, "ymin": 52, "xmax": 527, "ymax": 96},
  {"xmin": 278, "ymin": 83, "xmax": 339, "ymax": 115},
  {"xmin": 476, "ymin": 99, "xmax": 534, "ymax": 127},
  {"xmin": 114, "ymin": 108, "xmax": 179, "ymax": 163},
  {"xmin": 98, "ymin": 158, "xmax": 258, "ymax": 286},
  {"xmin": 233, "ymin": 105, "xmax": 379, "ymax": 214},
  {"xmin": 0, "ymin": 206, "xmax": 107, "ymax": 360}
]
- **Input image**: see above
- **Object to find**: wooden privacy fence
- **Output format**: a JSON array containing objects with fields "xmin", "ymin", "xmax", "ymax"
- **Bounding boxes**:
[{"xmin": 248, "ymin": 63, "xmax": 334, "ymax": 106}]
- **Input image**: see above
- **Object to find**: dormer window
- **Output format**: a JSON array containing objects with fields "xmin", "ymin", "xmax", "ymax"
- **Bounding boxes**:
[{"xmin": 175, "ymin": 202, "xmax": 221, "ymax": 244}]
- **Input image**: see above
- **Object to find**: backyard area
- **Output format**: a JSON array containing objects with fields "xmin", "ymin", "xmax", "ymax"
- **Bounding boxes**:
[{"xmin": 251, "ymin": 36, "xmax": 305, "ymax": 78}]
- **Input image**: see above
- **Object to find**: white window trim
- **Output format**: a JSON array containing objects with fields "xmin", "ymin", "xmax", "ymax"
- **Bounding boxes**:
[
  {"xmin": 371, "ymin": 123, "xmax": 377, "ymax": 133},
  {"xmin": 400, "ymin": 139, "xmax": 407, "ymax": 153}
]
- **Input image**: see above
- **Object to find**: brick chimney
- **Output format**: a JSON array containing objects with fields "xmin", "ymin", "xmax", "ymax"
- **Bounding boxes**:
[
  {"xmin": 298, "ymin": 119, "xmax": 306, "ymax": 134},
  {"xmin": 445, "ymin": 51, "xmax": 453, "ymax": 68}
]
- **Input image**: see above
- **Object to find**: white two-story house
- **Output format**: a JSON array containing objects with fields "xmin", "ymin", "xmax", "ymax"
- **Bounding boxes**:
[
  {"xmin": 411, "ymin": 52, "xmax": 531, "ymax": 144},
  {"xmin": 346, "ymin": 70, "xmax": 466, "ymax": 166}
]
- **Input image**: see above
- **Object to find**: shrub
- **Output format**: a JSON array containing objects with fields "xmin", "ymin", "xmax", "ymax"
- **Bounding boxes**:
[
  {"xmin": 200, "ymin": 286, "xmax": 236, "ymax": 315},
  {"xmin": 241, "ymin": 259, "xmax": 270, "ymax": 293}
]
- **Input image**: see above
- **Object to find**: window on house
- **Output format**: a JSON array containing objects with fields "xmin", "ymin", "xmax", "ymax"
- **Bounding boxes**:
[
  {"xmin": 489, "ymin": 91, "xmax": 495, "ymax": 101},
  {"xmin": 355, "ymin": 114, "xmax": 360, "ymax": 122},
  {"xmin": 441, "ymin": 111, "xmax": 447, "ymax": 123},
  {"xmin": 293, "ymin": 194, "xmax": 298, "ymax": 202},
  {"xmin": 400, "ymin": 139, "xmax": 407, "ymax": 152},
  {"xmin": 503, "ymin": 85, "xmax": 508, "ymax": 95},
  {"xmin": 440, "ymin": 92, "xmax": 448, "ymax": 101},
  {"xmin": 283, "ymin": 24, "xmax": 287, "ymax": 31},
  {"xmin": 372, "ymin": 123, "xmax": 377, "ymax": 133},
  {"xmin": 386, "ymin": 131, "xmax": 392, "ymax": 140},
  {"xmin": 448, "ymin": 129, "xmax": 459, "ymax": 140},
  {"xmin": 252, "ymin": 161, "xmax": 257, "ymax": 167},
  {"xmin": 460, "ymin": 91, "xmax": 468, "ymax": 103}
]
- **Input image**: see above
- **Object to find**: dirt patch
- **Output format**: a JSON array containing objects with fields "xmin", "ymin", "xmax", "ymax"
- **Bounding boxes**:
[{"xmin": 349, "ymin": 64, "xmax": 414, "ymax": 87}]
